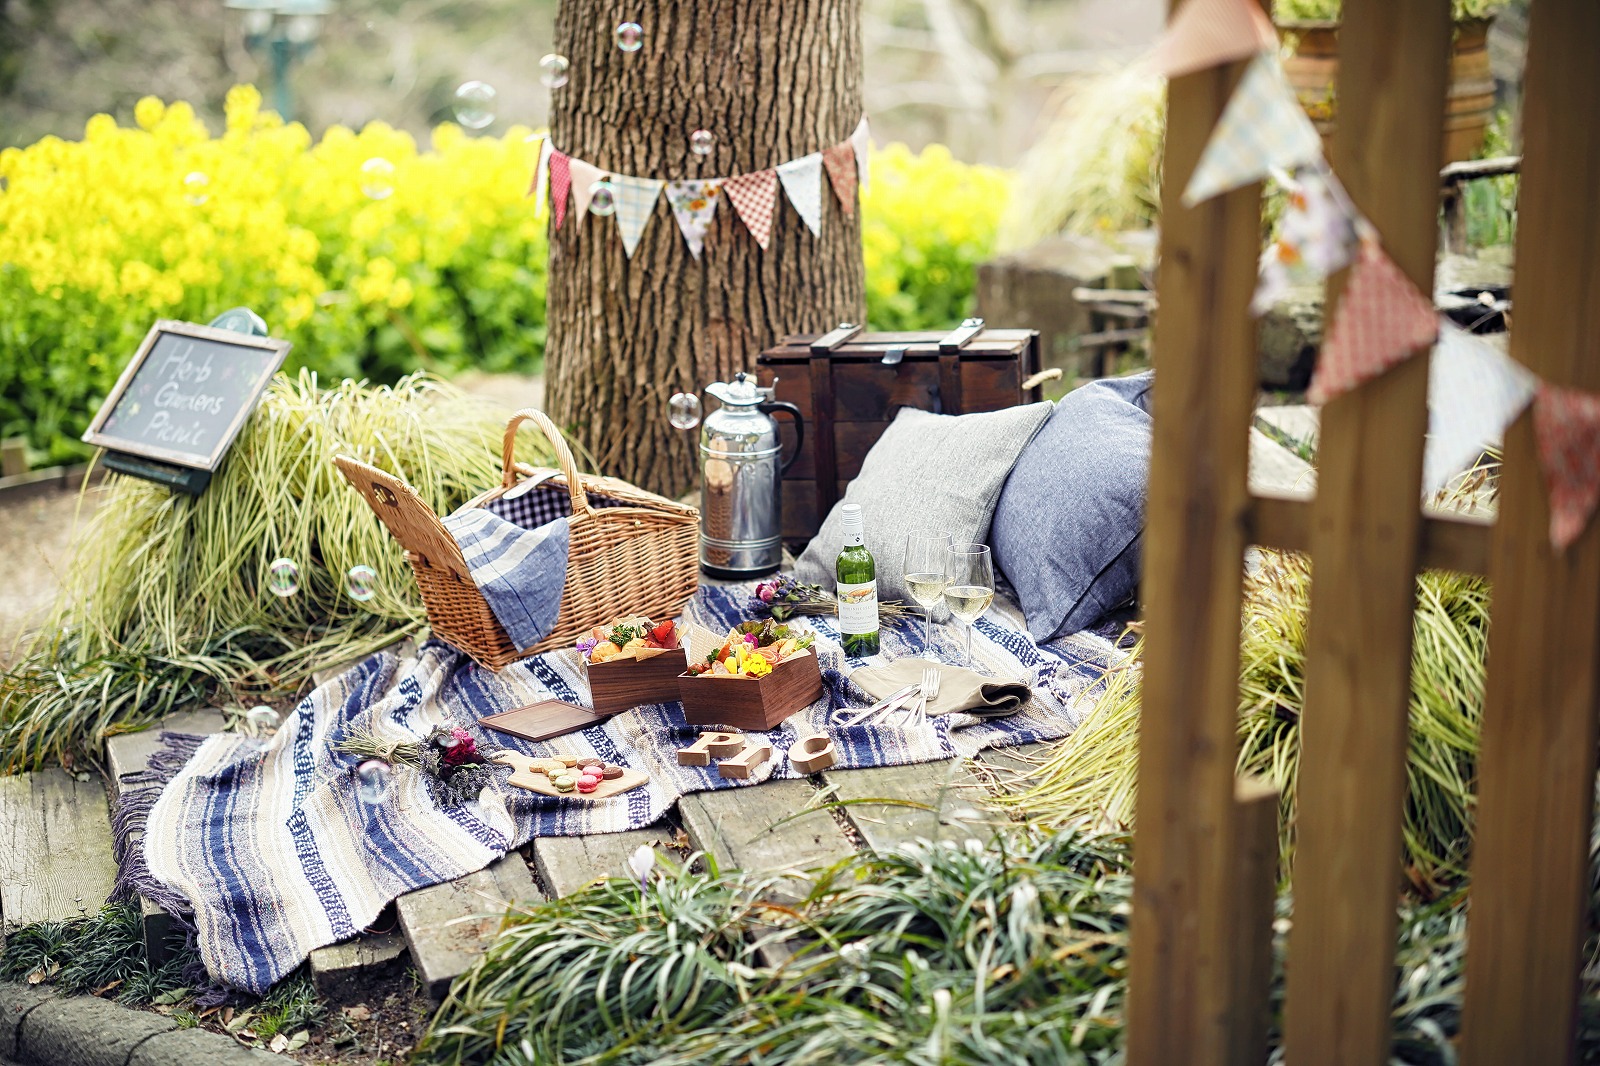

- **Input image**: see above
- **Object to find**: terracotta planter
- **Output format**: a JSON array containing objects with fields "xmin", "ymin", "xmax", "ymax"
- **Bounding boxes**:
[{"xmin": 1276, "ymin": 15, "xmax": 1497, "ymax": 167}]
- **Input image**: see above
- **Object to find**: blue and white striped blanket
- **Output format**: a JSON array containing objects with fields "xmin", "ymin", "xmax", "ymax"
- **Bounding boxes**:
[
  {"xmin": 132, "ymin": 584, "xmax": 1118, "ymax": 994},
  {"xmin": 439, "ymin": 506, "xmax": 568, "ymax": 649}
]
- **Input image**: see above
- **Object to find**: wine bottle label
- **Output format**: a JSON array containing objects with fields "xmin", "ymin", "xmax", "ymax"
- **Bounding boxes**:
[{"xmin": 837, "ymin": 580, "xmax": 879, "ymax": 635}]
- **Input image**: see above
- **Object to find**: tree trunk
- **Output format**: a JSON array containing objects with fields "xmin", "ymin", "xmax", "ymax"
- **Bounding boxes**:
[{"xmin": 546, "ymin": 0, "xmax": 866, "ymax": 498}]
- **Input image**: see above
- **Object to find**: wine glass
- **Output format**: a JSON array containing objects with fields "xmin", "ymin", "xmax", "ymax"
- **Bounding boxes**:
[
  {"xmin": 943, "ymin": 544, "xmax": 995, "ymax": 668},
  {"xmin": 903, "ymin": 530, "xmax": 953, "ymax": 654}
]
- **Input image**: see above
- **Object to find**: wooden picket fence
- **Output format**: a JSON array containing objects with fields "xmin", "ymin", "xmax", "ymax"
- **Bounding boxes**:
[{"xmin": 1125, "ymin": 1, "xmax": 1600, "ymax": 1064}]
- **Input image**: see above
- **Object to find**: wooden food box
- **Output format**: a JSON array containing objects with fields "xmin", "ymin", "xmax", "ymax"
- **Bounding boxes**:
[
  {"xmin": 584, "ymin": 648, "xmax": 690, "ymax": 714},
  {"xmin": 756, "ymin": 320, "xmax": 1046, "ymax": 542},
  {"xmin": 677, "ymin": 651, "xmax": 824, "ymax": 731}
]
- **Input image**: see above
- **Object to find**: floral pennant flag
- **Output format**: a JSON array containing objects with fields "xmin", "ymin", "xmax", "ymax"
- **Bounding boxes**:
[
  {"xmin": 1533, "ymin": 383, "xmax": 1600, "ymax": 550},
  {"xmin": 610, "ymin": 175, "xmax": 665, "ymax": 258},
  {"xmin": 548, "ymin": 150, "xmax": 572, "ymax": 230},
  {"xmin": 1149, "ymin": 0, "xmax": 1280, "ymax": 80},
  {"xmin": 724, "ymin": 169, "xmax": 780, "ymax": 250},
  {"xmin": 569, "ymin": 158, "xmax": 607, "ymax": 220},
  {"xmin": 1423, "ymin": 319, "xmax": 1538, "ymax": 495},
  {"xmin": 850, "ymin": 116, "xmax": 872, "ymax": 193},
  {"xmin": 823, "ymin": 142, "xmax": 858, "ymax": 218},
  {"xmin": 1183, "ymin": 52, "xmax": 1324, "ymax": 208},
  {"xmin": 527, "ymin": 135, "xmax": 552, "ymax": 212},
  {"xmin": 1251, "ymin": 162, "xmax": 1360, "ymax": 315},
  {"xmin": 1306, "ymin": 241, "xmax": 1438, "ymax": 406},
  {"xmin": 776, "ymin": 152, "xmax": 824, "ymax": 238},
  {"xmin": 665, "ymin": 180, "xmax": 722, "ymax": 259}
]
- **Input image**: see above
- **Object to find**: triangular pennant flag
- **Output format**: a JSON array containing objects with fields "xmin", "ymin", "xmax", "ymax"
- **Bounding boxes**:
[
  {"xmin": 1533, "ymin": 384, "xmax": 1600, "ymax": 550},
  {"xmin": 1251, "ymin": 162, "xmax": 1360, "ymax": 315},
  {"xmin": 664, "ymin": 180, "xmax": 722, "ymax": 259},
  {"xmin": 849, "ymin": 116, "xmax": 871, "ymax": 194},
  {"xmin": 548, "ymin": 150, "xmax": 572, "ymax": 230},
  {"xmin": 528, "ymin": 136, "xmax": 554, "ymax": 219},
  {"xmin": 1149, "ymin": 0, "xmax": 1280, "ymax": 79},
  {"xmin": 1183, "ymin": 52, "xmax": 1324, "ymax": 208},
  {"xmin": 1305, "ymin": 241, "xmax": 1438, "ymax": 406},
  {"xmin": 723, "ymin": 169, "xmax": 779, "ymax": 250},
  {"xmin": 610, "ymin": 175, "xmax": 665, "ymax": 258},
  {"xmin": 1422, "ymin": 319, "xmax": 1538, "ymax": 495},
  {"xmin": 822, "ymin": 142, "xmax": 858, "ymax": 218},
  {"xmin": 569, "ymin": 158, "xmax": 606, "ymax": 220},
  {"xmin": 776, "ymin": 152, "xmax": 824, "ymax": 238}
]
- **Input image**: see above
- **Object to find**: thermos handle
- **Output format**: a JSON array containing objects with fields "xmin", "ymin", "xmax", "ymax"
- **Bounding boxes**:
[{"xmin": 758, "ymin": 401, "xmax": 805, "ymax": 474}]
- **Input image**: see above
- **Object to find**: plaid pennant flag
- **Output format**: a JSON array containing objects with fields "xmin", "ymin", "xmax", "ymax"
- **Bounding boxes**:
[
  {"xmin": 1183, "ymin": 52, "xmax": 1324, "ymax": 207},
  {"xmin": 776, "ymin": 152, "xmax": 824, "ymax": 237},
  {"xmin": 569, "ymin": 158, "xmax": 606, "ymax": 219},
  {"xmin": 1149, "ymin": 0, "xmax": 1280, "ymax": 79},
  {"xmin": 823, "ymin": 142, "xmax": 858, "ymax": 218},
  {"xmin": 724, "ymin": 169, "xmax": 779, "ymax": 250},
  {"xmin": 1534, "ymin": 383, "xmax": 1600, "ymax": 550},
  {"xmin": 1251, "ymin": 162, "xmax": 1360, "ymax": 315},
  {"xmin": 1423, "ymin": 318, "xmax": 1538, "ymax": 495},
  {"xmin": 1305, "ymin": 241, "xmax": 1438, "ymax": 406},
  {"xmin": 610, "ymin": 175, "xmax": 664, "ymax": 258},
  {"xmin": 547, "ymin": 150, "xmax": 572, "ymax": 230},
  {"xmin": 849, "ymin": 116, "xmax": 871, "ymax": 193},
  {"xmin": 665, "ymin": 180, "xmax": 722, "ymax": 259}
]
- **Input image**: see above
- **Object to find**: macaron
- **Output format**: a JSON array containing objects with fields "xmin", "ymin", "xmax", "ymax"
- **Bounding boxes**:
[
  {"xmin": 578, "ymin": 771, "xmax": 600, "ymax": 786},
  {"xmin": 578, "ymin": 756, "xmax": 604, "ymax": 769},
  {"xmin": 576, "ymin": 776, "xmax": 599, "ymax": 794},
  {"xmin": 556, "ymin": 755, "xmax": 580, "ymax": 768},
  {"xmin": 600, "ymin": 764, "xmax": 625, "ymax": 780},
  {"xmin": 551, "ymin": 773, "xmax": 576, "ymax": 792}
]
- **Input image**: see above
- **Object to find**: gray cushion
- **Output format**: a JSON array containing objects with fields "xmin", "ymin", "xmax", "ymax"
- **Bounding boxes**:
[
  {"xmin": 794, "ymin": 402, "xmax": 1055, "ymax": 601},
  {"xmin": 991, "ymin": 371, "xmax": 1153, "ymax": 642}
]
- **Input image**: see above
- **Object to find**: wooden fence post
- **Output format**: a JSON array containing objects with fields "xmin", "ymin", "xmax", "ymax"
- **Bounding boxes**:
[{"xmin": 1459, "ymin": 2, "xmax": 1600, "ymax": 1062}]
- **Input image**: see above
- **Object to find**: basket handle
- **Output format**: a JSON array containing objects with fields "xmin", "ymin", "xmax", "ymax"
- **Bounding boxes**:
[{"xmin": 502, "ymin": 409, "xmax": 593, "ymax": 518}]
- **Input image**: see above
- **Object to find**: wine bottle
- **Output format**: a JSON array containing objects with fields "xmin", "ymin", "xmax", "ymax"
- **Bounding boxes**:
[{"xmin": 835, "ymin": 504, "xmax": 880, "ymax": 656}]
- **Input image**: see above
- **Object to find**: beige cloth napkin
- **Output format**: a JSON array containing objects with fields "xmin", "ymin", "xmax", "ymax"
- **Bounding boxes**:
[{"xmin": 851, "ymin": 659, "xmax": 1031, "ymax": 719}]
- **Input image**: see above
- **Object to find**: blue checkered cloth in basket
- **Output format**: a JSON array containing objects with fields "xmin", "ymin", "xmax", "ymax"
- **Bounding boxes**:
[{"xmin": 482, "ymin": 475, "xmax": 630, "ymax": 531}]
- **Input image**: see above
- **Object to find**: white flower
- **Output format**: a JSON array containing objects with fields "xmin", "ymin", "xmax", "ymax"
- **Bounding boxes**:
[{"xmin": 627, "ymin": 843, "xmax": 656, "ymax": 887}]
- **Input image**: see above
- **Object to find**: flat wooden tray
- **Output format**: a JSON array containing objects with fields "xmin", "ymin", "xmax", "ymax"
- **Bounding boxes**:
[{"xmin": 494, "ymin": 752, "xmax": 648, "ymax": 800}]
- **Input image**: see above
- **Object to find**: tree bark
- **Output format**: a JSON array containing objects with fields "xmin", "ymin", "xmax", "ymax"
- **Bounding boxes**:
[{"xmin": 546, "ymin": 0, "xmax": 866, "ymax": 498}]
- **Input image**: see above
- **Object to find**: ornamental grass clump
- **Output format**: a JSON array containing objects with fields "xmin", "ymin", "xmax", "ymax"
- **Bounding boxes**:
[{"xmin": 0, "ymin": 371, "xmax": 549, "ymax": 771}]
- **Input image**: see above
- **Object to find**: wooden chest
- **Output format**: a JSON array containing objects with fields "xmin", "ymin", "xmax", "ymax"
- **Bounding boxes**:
[{"xmin": 756, "ymin": 320, "xmax": 1046, "ymax": 542}]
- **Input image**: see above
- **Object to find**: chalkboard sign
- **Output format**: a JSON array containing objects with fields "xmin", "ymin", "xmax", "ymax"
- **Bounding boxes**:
[{"xmin": 82, "ymin": 320, "xmax": 291, "ymax": 481}]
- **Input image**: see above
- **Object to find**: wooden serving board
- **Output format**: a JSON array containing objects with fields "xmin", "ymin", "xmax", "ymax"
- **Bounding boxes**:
[{"xmin": 494, "ymin": 752, "xmax": 648, "ymax": 800}]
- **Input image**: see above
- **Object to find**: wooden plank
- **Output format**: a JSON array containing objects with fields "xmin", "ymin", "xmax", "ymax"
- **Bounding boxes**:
[
  {"xmin": 1228, "ymin": 778, "xmax": 1280, "ymax": 1066},
  {"xmin": 308, "ymin": 926, "xmax": 408, "ymax": 998},
  {"xmin": 1459, "ymin": 3, "xmax": 1600, "ymax": 1062},
  {"xmin": 1123, "ymin": 3, "xmax": 1267, "ymax": 1061},
  {"xmin": 0, "ymin": 770, "xmax": 119, "ymax": 931},
  {"xmin": 1282, "ymin": 2, "xmax": 1453, "ymax": 1062},
  {"xmin": 677, "ymin": 780, "xmax": 854, "ymax": 900},
  {"xmin": 821, "ymin": 760, "xmax": 988, "ymax": 853},
  {"xmin": 1249, "ymin": 491, "xmax": 1492, "ymax": 575},
  {"xmin": 395, "ymin": 854, "xmax": 540, "ymax": 1000},
  {"xmin": 532, "ymin": 826, "xmax": 679, "ymax": 899}
]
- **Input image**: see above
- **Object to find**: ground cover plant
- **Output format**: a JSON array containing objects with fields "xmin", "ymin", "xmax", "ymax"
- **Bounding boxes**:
[{"xmin": 0, "ymin": 371, "xmax": 549, "ymax": 771}]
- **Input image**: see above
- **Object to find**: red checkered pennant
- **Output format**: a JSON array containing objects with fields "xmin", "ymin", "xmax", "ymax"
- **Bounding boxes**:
[
  {"xmin": 1306, "ymin": 241, "xmax": 1438, "ymax": 406},
  {"xmin": 724, "ymin": 169, "xmax": 779, "ymax": 250},
  {"xmin": 823, "ymin": 142, "xmax": 858, "ymax": 218},
  {"xmin": 1533, "ymin": 383, "xmax": 1600, "ymax": 550},
  {"xmin": 1149, "ymin": 0, "xmax": 1279, "ymax": 79},
  {"xmin": 548, "ymin": 150, "xmax": 572, "ymax": 231}
]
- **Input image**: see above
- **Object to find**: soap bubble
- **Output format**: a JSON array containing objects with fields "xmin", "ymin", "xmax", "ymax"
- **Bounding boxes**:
[
  {"xmin": 182, "ymin": 171, "xmax": 210, "ymax": 206},
  {"xmin": 588, "ymin": 179, "xmax": 617, "ymax": 217},
  {"xmin": 359, "ymin": 157, "xmax": 395, "ymax": 200},
  {"xmin": 345, "ymin": 564, "xmax": 378, "ymax": 602},
  {"xmin": 266, "ymin": 557, "xmax": 301, "ymax": 598},
  {"xmin": 614, "ymin": 21, "xmax": 643, "ymax": 52},
  {"xmin": 668, "ymin": 392, "xmax": 701, "ymax": 430},
  {"xmin": 245, "ymin": 705, "xmax": 281, "ymax": 734},
  {"xmin": 356, "ymin": 760, "xmax": 392, "ymax": 804},
  {"xmin": 689, "ymin": 129, "xmax": 714, "ymax": 156},
  {"xmin": 452, "ymin": 80, "xmax": 497, "ymax": 130},
  {"xmin": 539, "ymin": 53, "xmax": 570, "ymax": 88}
]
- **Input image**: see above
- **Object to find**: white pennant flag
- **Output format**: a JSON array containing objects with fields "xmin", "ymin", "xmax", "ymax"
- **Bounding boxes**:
[
  {"xmin": 1251, "ymin": 161, "xmax": 1360, "ymax": 316},
  {"xmin": 850, "ymin": 117, "xmax": 871, "ymax": 193},
  {"xmin": 1423, "ymin": 318, "xmax": 1538, "ymax": 495},
  {"xmin": 1183, "ymin": 52, "xmax": 1323, "ymax": 208},
  {"xmin": 776, "ymin": 152, "xmax": 824, "ymax": 238},
  {"xmin": 569, "ymin": 158, "xmax": 606, "ymax": 219},
  {"xmin": 610, "ymin": 175, "xmax": 665, "ymax": 258},
  {"xmin": 665, "ymin": 180, "xmax": 722, "ymax": 259},
  {"xmin": 529, "ymin": 135, "xmax": 554, "ymax": 218}
]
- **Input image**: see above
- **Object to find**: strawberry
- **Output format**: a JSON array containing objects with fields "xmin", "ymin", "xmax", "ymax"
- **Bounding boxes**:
[{"xmin": 649, "ymin": 619, "xmax": 679, "ymax": 649}]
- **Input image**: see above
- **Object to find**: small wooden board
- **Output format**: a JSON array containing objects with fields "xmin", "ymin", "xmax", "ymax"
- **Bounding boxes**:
[
  {"xmin": 479, "ymin": 700, "xmax": 608, "ymax": 743},
  {"xmin": 493, "ymin": 752, "xmax": 647, "ymax": 800}
]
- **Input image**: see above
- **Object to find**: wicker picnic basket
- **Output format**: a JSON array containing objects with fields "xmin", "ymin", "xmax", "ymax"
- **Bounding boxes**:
[{"xmin": 335, "ymin": 409, "xmax": 699, "ymax": 671}]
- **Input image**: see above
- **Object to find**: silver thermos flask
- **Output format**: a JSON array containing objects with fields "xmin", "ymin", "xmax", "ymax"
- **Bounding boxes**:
[{"xmin": 698, "ymin": 372, "xmax": 804, "ymax": 579}]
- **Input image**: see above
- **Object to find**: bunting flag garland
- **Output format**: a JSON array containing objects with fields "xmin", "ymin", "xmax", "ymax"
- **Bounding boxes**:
[
  {"xmin": 610, "ymin": 176, "xmax": 665, "ymax": 258},
  {"xmin": 723, "ymin": 169, "xmax": 779, "ymax": 250},
  {"xmin": 1306, "ymin": 240, "xmax": 1438, "ymax": 406},
  {"xmin": 548, "ymin": 150, "xmax": 572, "ymax": 231},
  {"xmin": 1183, "ymin": 52, "xmax": 1324, "ymax": 208},
  {"xmin": 1422, "ymin": 319, "xmax": 1539, "ymax": 495},
  {"xmin": 776, "ymin": 152, "xmax": 825, "ymax": 237},
  {"xmin": 822, "ymin": 142, "xmax": 859, "ymax": 218},
  {"xmin": 1148, "ymin": 0, "xmax": 1280, "ymax": 80},
  {"xmin": 850, "ymin": 117, "xmax": 872, "ymax": 194},
  {"xmin": 569, "ymin": 158, "xmax": 607, "ymax": 220},
  {"xmin": 664, "ymin": 180, "xmax": 722, "ymax": 260},
  {"xmin": 1533, "ymin": 384, "xmax": 1600, "ymax": 550},
  {"xmin": 1251, "ymin": 162, "xmax": 1360, "ymax": 315}
]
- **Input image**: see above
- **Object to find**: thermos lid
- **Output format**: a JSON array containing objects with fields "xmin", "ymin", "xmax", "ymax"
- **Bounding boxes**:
[{"xmin": 840, "ymin": 503, "xmax": 863, "ymax": 535}]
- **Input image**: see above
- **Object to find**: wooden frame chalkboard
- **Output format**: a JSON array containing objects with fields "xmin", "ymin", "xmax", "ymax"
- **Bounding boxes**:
[{"xmin": 81, "ymin": 320, "xmax": 291, "ymax": 470}]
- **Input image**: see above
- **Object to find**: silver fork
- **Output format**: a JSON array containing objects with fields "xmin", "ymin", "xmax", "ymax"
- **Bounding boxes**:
[{"xmin": 909, "ymin": 665, "xmax": 941, "ymax": 728}]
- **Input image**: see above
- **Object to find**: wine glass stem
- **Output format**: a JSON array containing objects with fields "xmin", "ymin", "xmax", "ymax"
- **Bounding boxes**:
[
  {"xmin": 923, "ymin": 605, "xmax": 933, "ymax": 651},
  {"xmin": 964, "ymin": 620, "xmax": 974, "ymax": 667}
]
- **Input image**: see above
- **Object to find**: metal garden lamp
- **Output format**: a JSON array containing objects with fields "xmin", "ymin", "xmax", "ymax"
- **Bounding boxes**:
[{"xmin": 225, "ymin": 0, "xmax": 333, "ymax": 123}]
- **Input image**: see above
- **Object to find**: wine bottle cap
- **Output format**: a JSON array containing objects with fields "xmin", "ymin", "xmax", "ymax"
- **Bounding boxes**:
[{"xmin": 840, "ymin": 503, "xmax": 863, "ymax": 535}]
